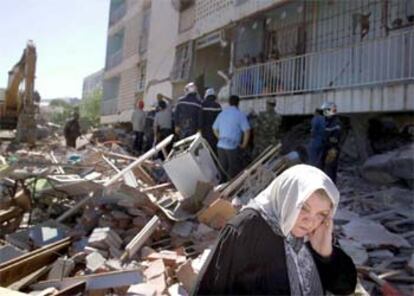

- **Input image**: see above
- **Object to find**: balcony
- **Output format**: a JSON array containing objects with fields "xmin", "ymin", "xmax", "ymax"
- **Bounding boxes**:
[
  {"xmin": 232, "ymin": 30, "xmax": 414, "ymax": 98},
  {"xmin": 109, "ymin": 2, "xmax": 126, "ymax": 26}
]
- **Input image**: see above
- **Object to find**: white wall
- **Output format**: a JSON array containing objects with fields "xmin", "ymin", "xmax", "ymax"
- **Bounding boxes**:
[{"xmin": 144, "ymin": 0, "xmax": 179, "ymax": 107}]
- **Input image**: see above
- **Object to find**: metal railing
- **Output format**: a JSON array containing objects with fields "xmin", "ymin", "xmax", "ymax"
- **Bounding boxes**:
[
  {"xmin": 101, "ymin": 99, "xmax": 118, "ymax": 116},
  {"xmin": 106, "ymin": 49, "xmax": 123, "ymax": 70},
  {"xmin": 109, "ymin": 3, "xmax": 126, "ymax": 26},
  {"xmin": 232, "ymin": 29, "xmax": 414, "ymax": 98}
]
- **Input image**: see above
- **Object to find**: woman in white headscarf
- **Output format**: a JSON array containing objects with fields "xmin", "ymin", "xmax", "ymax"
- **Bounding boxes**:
[{"xmin": 193, "ymin": 164, "xmax": 357, "ymax": 295}]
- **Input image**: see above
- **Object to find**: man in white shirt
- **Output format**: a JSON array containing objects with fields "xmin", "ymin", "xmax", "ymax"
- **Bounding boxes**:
[{"xmin": 131, "ymin": 100, "xmax": 146, "ymax": 154}]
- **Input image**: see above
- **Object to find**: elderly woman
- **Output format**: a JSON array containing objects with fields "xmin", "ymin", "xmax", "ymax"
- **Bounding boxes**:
[{"xmin": 193, "ymin": 164, "xmax": 356, "ymax": 295}]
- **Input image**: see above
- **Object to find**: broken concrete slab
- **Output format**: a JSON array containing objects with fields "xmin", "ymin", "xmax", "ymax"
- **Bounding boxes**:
[
  {"xmin": 171, "ymin": 221, "xmax": 194, "ymax": 238},
  {"xmin": 334, "ymin": 209, "xmax": 360, "ymax": 225},
  {"xmin": 6, "ymin": 220, "xmax": 69, "ymax": 250},
  {"xmin": 176, "ymin": 259, "xmax": 197, "ymax": 293},
  {"xmin": 144, "ymin": 259, "xmax": 165, "ymax": 280},
  {"xmin": 342, "ymin": 218, "xmax": 411, "ymax": 248},
  {"xmin": 147, "ymin": 273, "xmax": 167, "ymax": 296},
  {"xmin": 85, "ymin": 252, "xmax": 106, "ymax": 273},
  {"xmin": 0, "ymin": 244, "xmax": 24, "ymax": 264},
  {"xmin": 127, "ymin": 283, "xmax": 156, "ymax": 296},
  {"xmin": 338, "ymin": 239, "xmax": 368, "ymax": 266},
  {"xmin": 368, "ymin": 249, "xmax": 394, "ymax": 259},
  {"xmin": 168, "ymin": 283, "xmax": 188, "ymax": 296},
  {"xmin": 47, "ymin": 257, "xmax": 75, "ymax": 280},
  {"xmin": 31, "ymin": 269, "xmax": 144, "ymax": 291}
]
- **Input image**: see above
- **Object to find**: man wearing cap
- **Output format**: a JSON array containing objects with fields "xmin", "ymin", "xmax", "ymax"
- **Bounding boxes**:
[
  {"xmin": 131, "ymin": 100, "xmax": 146, "ymax": 154},
  {"xmin": 63, "ymin": 111, "xmax": 81, "ymax": 148},
  {"xmin": 253, "ymin": 98, "xmax": 282, "ymax": 157},
  {"xmin": 201, "ymin": 88, "xmax": 222, "ymax": 152},
  {"xmin": 174, "ymin": 82, "xmax": 202, "ymax": 139}
]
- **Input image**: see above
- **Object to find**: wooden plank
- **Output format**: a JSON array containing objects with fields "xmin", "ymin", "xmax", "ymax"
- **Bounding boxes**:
[
  {"xmin": 7, "ymin": 265, "xmax": 50, "ymax": 291},
  {"xmin": 141, "ymin": 183, "xmax": 173, "ymax": 193},
  {"xmin": 0, "ymin": 206, "xmax": 22, "ymax": 224},
  {"xmin": 0, "ymin": 287, "xmax": 30, "ymax": 295},
  {"xmin": 121, "ymin": 216, "xmax": 160, "ymax": 262},
  {"xmin": 0, "ymin": 237, "xmax": 71, "ymax": 269},
  {"xmin": 0, "ymin": 238, "xmax": 71, "ymax": 286}
]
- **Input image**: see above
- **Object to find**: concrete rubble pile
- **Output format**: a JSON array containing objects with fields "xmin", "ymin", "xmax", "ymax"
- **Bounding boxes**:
[{"xmin": 0, "ymin": 131, "xmax": 413, "ymax": 296}]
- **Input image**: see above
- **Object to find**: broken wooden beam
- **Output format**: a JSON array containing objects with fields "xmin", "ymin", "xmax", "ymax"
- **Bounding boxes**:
[
  {"xmin": 0, "ymin": 238, "xmax": 71, "ymax": 286},
  {"xmin": 121, "ymin": 215, "xmax": 160, "ymax": 262},
  {"xmin": 140, "ymin": 183, "xmax": 173, "ymax": 193}
]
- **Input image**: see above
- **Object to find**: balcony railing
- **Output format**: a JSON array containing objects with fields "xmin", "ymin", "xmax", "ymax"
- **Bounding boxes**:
[
  {"xmin": 101, "ymin": 99, "xmax": 118, "ymax": 116},
  {"xmin": 109, "ymin": 3, "xmax": 126, "ymax": 26},
  {"xmin": 232, "ymin": 29, "xmax": 414, "ymax": 98},
  {"xmin": 106, "ymin": 49, "xmax": 123, "ymax": 70}
]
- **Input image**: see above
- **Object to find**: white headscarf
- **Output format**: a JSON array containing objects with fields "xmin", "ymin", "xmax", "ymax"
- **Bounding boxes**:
[
  {"xmin": 252, "ymin": 164, "xmax": 339, "ymax": 237},
  {"xmin": 245, "ymin": 164, "xmax": 340, "ymax": 296}
]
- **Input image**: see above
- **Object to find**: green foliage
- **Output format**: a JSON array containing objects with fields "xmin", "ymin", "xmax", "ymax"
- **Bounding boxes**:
[
  {"xmin": 49, "ymin": 99, "xmax": 77, "ymax": 126},
  {"xmin": 79, "ymin": 89, "xmax": 102, "ymax": 128}
]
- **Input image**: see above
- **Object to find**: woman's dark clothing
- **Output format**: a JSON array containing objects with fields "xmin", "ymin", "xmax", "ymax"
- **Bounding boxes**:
[{"xmin": 193, "ymin": 209, "xmax": 357, "ymax": 295}]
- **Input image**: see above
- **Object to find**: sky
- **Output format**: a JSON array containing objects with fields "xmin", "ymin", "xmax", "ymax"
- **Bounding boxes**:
[{"xmin": 0, "ymin": 0, "xmax": 109, "ymax": 99}]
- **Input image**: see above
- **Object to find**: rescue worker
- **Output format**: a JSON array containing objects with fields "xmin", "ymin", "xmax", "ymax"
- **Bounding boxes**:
[
  {"xmin": 201, "ymin": 88, "xmax": 221, "ymax": 151},
  {"xmin": 174, "ymin": 82, "xmax": 202, "ymax": 139},
  {"xmin": 321, "ymin": 102, "xmax": 342, "ymax": 184},
  {"xmin": 253, "ymin": 98, "xmax": 282, "ymax": 157},
  {"xmin": 131, "ymin": 100, "xmax": 146, "ymax": 155},
  {"xmin": 63, "ymin": 111, "xmax": 81, "ymax": 148},
  {"xmin": 213, "ymin": 95, "xmax": 250, "ymax": 181},
  {"xmin": 143, "ymin": 105, "xmax": 157, "ymax": 151},
  {"xmin": 307, "ymin": 107, "xmax": 326, "ymax": 168},
  {"xmin": 153, "ymin": 100, "xmax": 173, "ymax": 144}
]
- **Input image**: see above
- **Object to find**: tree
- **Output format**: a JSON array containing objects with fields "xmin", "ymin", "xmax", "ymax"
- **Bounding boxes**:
[
  {"xmin": 48, "ymin": 99, "xmax": 76, "ymax": 126},
  {"xmin": 79, "ymin": 89, "xmax": 102, "ymax": 128}
]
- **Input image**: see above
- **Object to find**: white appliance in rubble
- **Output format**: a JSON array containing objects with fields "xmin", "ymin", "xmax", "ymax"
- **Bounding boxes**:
[{"xmin": 163, "ymin": 133, "xmax": 221, "ymax": 199}]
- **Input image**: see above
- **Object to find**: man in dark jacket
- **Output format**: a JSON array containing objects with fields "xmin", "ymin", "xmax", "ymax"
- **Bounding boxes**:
[
  {"xmin": 320, "ymin": 102, "xmax": 342, "ymax": 183},
  {"xmin": 63, "ymin": 111, "xmax": 81, "ymax": 148},
  {"xmin": 174, "ymin": 82, "xmax": 202, "ymax": 139},
  {"xmin": 201, "ymin": 88, "xmax": 221, "ymax": 151}
]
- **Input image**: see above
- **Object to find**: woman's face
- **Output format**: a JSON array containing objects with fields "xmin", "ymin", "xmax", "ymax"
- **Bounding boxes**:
[{"xmin": 291, "ymin": 192, "xmax": 332, "ymax": 238}]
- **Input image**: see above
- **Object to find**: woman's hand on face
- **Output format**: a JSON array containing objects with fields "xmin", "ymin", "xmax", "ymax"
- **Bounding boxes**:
[{"xmin": 308, "ymin": 215, "xmax": 333, "ymax": 258}]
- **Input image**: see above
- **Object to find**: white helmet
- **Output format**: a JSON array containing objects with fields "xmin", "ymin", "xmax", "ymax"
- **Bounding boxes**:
[
  {"xmin": 184, "ymin": 82, "xmax": 197, "ymax": 95},
  {"xmin": 321, "ymin": 102, "xmax": 337, "ymax": 117},
  {"xmin": 204, "ymin": 88, "xmax": 215, "ymax": 99}
]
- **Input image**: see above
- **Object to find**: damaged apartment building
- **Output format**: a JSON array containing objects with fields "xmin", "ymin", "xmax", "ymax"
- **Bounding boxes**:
[{"xmin": 101, "ymin": 0, "xmax": 414, "ymax": 156}]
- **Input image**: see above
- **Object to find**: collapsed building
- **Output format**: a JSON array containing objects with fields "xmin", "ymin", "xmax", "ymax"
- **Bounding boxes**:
[{"xmin": 0, "ymin": 125, "xmax": 413, "ymax": 295}]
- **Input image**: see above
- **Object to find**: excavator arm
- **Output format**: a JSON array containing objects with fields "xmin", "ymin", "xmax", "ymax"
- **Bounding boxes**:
[{"xmin": 1, "ymin": 41, "xmax": 38, "ymax": 144}]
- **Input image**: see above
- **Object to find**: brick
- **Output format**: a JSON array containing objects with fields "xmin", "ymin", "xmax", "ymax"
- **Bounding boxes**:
[
  {"xmin": 86, "ymin": 252, "xmax": 106, "ymax": 272},
  {"xmin": 144, "ymin": 259, "xmax": 165, "ymax": 280}
]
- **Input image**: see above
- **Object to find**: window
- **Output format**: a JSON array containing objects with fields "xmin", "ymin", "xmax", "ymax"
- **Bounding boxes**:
[{"xmin": 171, "ymin": 42, "xmax": 193, "ymax": 81}]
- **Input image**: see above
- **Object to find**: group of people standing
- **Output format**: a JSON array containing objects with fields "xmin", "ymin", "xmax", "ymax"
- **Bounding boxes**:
[{"xmin": 131, "ymin": 82, "xmax": 283, "ymax": 182}]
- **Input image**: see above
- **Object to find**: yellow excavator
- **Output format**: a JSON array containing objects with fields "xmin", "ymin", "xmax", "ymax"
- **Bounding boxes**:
[{"xmin": 0, "ymin": 40, "xmax": 39, "ymax": 144}]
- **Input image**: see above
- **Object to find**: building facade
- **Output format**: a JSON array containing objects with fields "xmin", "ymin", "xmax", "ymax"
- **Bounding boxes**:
[
  {"xmin": 101, "ymin": 0, "xmax": 414, "ymax": 123},
  {"xmin": 82, "ymin": 69, "xmax": 104, "ymax": 100}
]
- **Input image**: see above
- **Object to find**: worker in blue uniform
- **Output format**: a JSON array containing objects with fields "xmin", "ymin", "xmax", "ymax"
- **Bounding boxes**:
[{"xmin": 174, "ymin": 82, "xmax": 202, "ymax": 139}]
